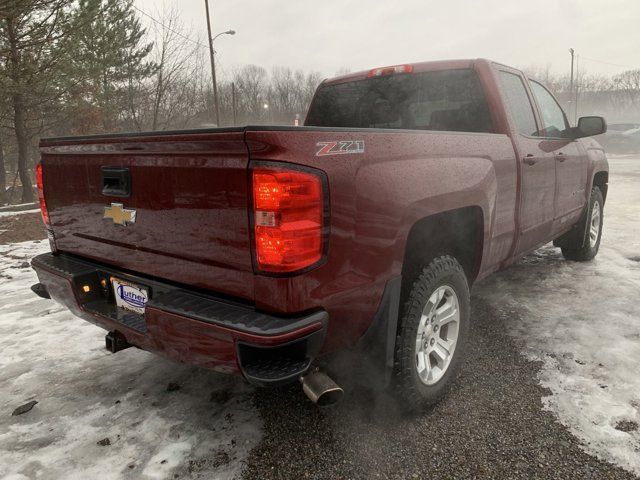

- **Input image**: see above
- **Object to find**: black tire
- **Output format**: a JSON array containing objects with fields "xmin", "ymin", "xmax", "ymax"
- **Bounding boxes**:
[
  {"xmin": 561, "ymin": 186, "xmax": 604, "ymax": 262},
  {"xmin": 394, "ymin": 256, "xmax": 470, "ymax": 411}
]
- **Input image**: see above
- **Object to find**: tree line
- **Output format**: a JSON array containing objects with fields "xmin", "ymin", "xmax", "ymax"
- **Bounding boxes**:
[
  {"xmin": 0, "ymin": 0, "xmax": 322, "ymax": 204},
  {"xmin": 523, "ymin": 64, "xmax": 640, "ymax": 125},
  {"xmin": 2, "ymin": 1, "xmax": 639, "ymax": 205}
]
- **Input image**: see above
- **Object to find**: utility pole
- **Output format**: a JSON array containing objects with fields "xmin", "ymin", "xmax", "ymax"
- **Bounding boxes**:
[
  {"xmin": 569, "ymin": 48, "xmax": 575, "ymax": 123},
  {"xmin": 574, "ymin": 54, "xmax": 579, "ymax": 123},
  {"xmin": 231, "ymin": 82, "xmax": 237, "ymax": 126},
  {"xmin": 569, "ymin": 48, "xmax": 575, "ymax": 98},
  {"xmin": 204, "ymin": 0, "xmax": 220, "ymax": 126}
]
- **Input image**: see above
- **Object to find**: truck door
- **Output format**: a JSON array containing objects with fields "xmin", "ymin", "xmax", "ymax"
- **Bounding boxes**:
[
  {"xmin": 497, "ymin": 69, "xmax": 556, "ymax": 255},
  {"xmin": 528, "ymin": 80, "xmax": 588, "ymax": 235}
]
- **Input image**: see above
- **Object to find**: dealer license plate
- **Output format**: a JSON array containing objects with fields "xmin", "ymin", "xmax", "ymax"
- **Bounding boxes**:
[{"xmin": 111, "ymin": 278, "xmax": 149, "ymax": 315}]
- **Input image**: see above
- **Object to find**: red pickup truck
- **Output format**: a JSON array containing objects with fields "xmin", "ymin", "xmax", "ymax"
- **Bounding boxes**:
[{"xmin": 31, "ymin": 59, "xmax": 608, "ymax": 410}]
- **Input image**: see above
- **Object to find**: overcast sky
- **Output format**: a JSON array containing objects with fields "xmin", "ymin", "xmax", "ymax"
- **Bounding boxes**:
[{"xmin": 135, "ymin": 0, "xmax": 639, "ymax": 80}]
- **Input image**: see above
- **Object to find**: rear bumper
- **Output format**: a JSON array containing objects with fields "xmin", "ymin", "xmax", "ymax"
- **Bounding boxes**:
[{"xmin": 31, "ymin": 252, "xmax": 327, "ymax": 386}]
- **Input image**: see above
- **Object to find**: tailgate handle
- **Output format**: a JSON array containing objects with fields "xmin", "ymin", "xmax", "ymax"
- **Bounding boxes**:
[{"xmin": 101, "ymin": 167, "xmax": 131, "ymax": 197}]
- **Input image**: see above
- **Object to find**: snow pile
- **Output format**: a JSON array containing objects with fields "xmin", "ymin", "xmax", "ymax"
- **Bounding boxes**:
[
  {"xmin": 0, "ymin": 241, "xmax": 262, "ymax": 479},
  {"xmin": 476, "ymin": 157, "xmax": 640, "ymax": 475}
]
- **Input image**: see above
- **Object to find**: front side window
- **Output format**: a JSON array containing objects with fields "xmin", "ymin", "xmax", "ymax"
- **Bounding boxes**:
[
  {"xmin": 529, "ymin": 80, "xmax": 569, "ymax": 137},
  {"xmin": 305, "ymin": 68, "xmax": 494, "ymax": 133},
  {"xmin": 498, "ymin": 71, "xmax": 538, "ymax": 136}
]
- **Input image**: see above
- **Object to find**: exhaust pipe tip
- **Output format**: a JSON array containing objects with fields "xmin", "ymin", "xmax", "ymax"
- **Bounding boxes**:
[{"xmin": 300, "ymin": 370, "xmax": 344, "ymax": 407}]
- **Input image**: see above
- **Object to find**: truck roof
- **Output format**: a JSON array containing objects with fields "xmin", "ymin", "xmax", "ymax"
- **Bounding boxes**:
[{"xmin": 321, "ymin": 58, "xmax": 494, "ymax": 86}]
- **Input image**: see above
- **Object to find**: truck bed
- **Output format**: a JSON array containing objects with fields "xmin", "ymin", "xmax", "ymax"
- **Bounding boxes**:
[{"xmin": 40, "ymin": 125, "xmax": 516, "ymax": 319}]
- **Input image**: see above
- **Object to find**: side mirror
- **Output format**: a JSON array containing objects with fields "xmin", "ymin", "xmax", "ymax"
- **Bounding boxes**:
[{"xmin": 575, "ymin": 116, "xmax": 607, "ymax": 138}]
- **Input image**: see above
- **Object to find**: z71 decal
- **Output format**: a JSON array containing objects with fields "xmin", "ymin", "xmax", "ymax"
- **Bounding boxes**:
[{"xmin": 316, "ymin": 140, "xmax": 365, "ymax": 156}]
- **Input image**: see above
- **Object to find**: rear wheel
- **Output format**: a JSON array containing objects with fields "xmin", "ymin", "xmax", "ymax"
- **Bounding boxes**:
[
  {"xmin": 561, "ymin": 186, "xmax": 604, "ymax": 262},
  {"xmin": 394, "ymin": 256, "xmax": 470, "ymax": 411}
]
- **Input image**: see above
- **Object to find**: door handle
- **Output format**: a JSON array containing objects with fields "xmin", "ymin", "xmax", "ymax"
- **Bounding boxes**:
[
  {"xmin": 555, "ymin": 152, "xmax": 566, "ymax": 162},
  {"xmin": 102, "ymin": 167, "xmax": 131, "ymax": 197},
  {"xmin": 523, "ymin": 154, "xmax": 536, "ymax": 166}
]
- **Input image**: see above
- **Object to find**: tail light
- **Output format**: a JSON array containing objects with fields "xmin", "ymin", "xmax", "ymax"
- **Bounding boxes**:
[
  {"xmin": 251, "ymin": 164, "xmax": 328, "ymax": 274},
  {"xmin": 36, "ymin": 163, "xmax": 50, "ymax": 226}
]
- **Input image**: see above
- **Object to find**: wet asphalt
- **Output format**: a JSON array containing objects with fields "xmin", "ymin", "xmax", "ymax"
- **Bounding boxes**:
[{"xmin": 243, "ymin": 295, "xmax": 638, "ymax": 480}]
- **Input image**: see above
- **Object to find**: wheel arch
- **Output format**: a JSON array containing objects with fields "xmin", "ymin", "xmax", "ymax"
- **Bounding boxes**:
[
  {"xmin": 593, "ymin": 170, "xmax": 608, "ymax": 203},
  {"xmin": 554, "ymin": 170, "xmax": 607, "ymax": 250},
  {"xmin": 400, "ymin": 206, "xmax": 484, "ymax": 302}
]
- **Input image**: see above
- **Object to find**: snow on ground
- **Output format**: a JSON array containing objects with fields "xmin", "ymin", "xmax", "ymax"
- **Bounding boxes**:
[
  {"xmin": 1, "ymin": 157, "xmax": 639, "ymax": 478},
  {"xmin": 476, "ymin": 156, "xmax": 640, "ymax": 475},
  {"xmin": 0, "ymin": 209, "xmax": 40, "ymax": 218},
  {"xmin": 0, "ymin": 241, "xmax": 262, "ymax": 480}
]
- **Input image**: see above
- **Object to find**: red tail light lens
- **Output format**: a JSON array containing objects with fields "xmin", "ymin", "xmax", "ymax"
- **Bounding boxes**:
[
  {"xmin": 36, "ymin": 163, "xmax": 50, "ymax": 226},
  {"xmin": 252, "ymin": 166, "xmax": 327, "ymax": 273}
]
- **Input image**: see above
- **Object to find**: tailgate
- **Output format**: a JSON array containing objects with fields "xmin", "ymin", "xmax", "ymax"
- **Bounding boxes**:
[{"xmin": 40, "ymin": 130, "xmax": 255, "ymax": 301}]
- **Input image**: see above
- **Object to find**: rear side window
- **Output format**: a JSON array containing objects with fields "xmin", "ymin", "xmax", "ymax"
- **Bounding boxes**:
[
  {"xmin": 499, "ymin": 71, "xmax": 538, "ymax": 136},
  {"xmin": 529, "ymin": 80, "xmax": 569, "ymax": 137},
  {"xmin": 305, "ymin": 69, "xmax": 494, "ymax": 133}
]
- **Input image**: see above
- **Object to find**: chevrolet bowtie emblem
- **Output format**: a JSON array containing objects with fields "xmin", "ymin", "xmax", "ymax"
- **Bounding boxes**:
[{"xmin": 104, "ymin": 203, "xmax": 137, "ymax": 226}]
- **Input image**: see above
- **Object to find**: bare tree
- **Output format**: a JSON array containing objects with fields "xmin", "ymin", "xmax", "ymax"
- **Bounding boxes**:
[
  {"xmin": 269, "ymin": 67, "xmax": 298, "ymax": 122},
  {"xmin": 614, "ymin": 69, "xmax": 640, "ymax": 91},
  {"xmin": 233, "ymin": 64, "xmax": 268, "ymax": 122},
  {"xmin": 613, "ymin": 70, "xmax": 640, "ymax": 108},
  {"xmin": 143, "ymin": 6, "xmax": 203, "ymax": 130},
  {"xmin": 302, "ymin": 71, "xmax": 323, "ymax": 117}
]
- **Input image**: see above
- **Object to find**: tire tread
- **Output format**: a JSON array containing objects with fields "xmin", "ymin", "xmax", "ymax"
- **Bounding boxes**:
[
  {"xmin": 394, "ymin": 255, "xmax": 469, "ymax": 411},
  {"xmin": 561, "ymin": 186, "xmax": 603, "ymax": 262}
]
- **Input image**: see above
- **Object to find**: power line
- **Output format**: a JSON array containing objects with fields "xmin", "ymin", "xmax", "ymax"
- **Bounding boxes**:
[
  {"xmin": 131, "ymin": 2, "xmax": 233, "ymax": 81},
  {"xmin": 131, "ymin": 3, "xmax": 207, "ymax": 50},
  {"xmin": 579, "ymin": 56, "xmax": 635, "ymax": 70}
]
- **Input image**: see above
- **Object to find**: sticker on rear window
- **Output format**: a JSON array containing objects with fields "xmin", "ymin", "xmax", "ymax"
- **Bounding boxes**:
[{"xmin": 316, "ymin": 140, "xmax": 364, "ymax": 156}]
